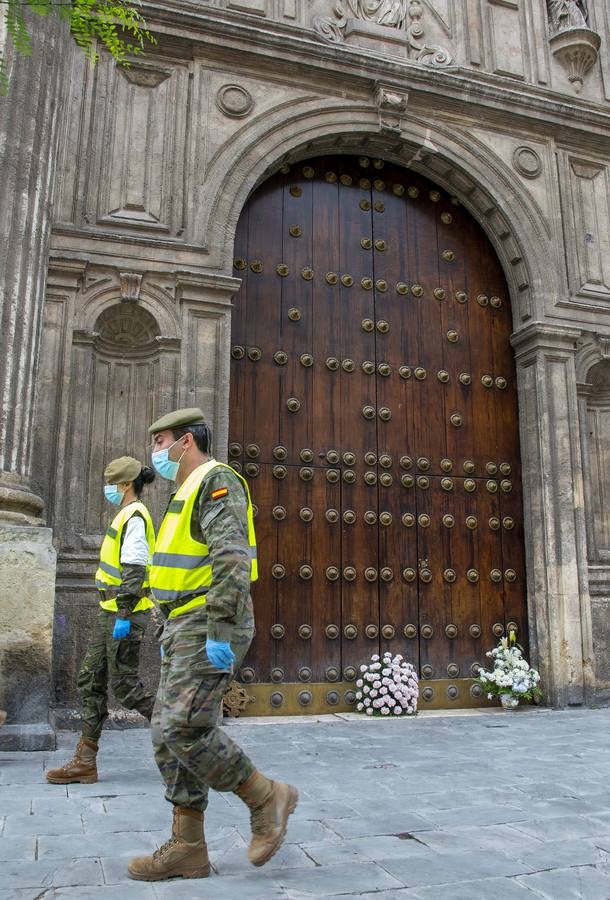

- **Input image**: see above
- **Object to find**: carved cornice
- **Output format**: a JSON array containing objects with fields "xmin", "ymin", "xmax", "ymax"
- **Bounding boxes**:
[{"xmin": 511, "ymin": 322, "xmax": 582, "ymax": 360}]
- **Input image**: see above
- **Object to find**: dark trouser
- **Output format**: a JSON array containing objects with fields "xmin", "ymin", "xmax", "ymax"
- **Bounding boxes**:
[
  {"xmin": 77, "ymin": 607, "xmax": 156, "ymax": 742},
  {"xmin": 152, "ymin": 594, "xmax": 255, "ymax": 811}
]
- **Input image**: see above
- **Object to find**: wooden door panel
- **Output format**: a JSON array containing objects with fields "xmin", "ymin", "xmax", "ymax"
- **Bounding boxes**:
[{"xmin": 230, "ymin": 154, "xmax": 527, "ymax": 709}]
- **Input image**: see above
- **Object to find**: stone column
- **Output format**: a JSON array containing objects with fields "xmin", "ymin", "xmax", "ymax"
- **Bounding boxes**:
[
  {"xmin": 0, "ymin": 15, "xmax": 67, "ymax": 749},
  {"xmin": 511, "ymin": 322, "xmax": 595, "ymax": 708}
]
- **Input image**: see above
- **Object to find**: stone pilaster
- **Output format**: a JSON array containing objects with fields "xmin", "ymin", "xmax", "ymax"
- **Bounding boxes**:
[
  {"xmin": 0, "ymin": 14, "xmax": 66, "ymax": 525},
  {"xmin": 511, "ymin": 322, "xmax": 594, "ymax": 708},
  {"xmin": 0, "ymin": 15, "xmax": 66, "ymax": 748}
]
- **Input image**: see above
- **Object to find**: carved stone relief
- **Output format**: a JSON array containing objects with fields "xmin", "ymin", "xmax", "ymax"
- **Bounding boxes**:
[
  {"xmin": 547, "ymin": 0, "xmax": 588, "ymax": 34},
  {"xmin": 313, "ymin": 0, "xmax": 453, "ymax": 66}
]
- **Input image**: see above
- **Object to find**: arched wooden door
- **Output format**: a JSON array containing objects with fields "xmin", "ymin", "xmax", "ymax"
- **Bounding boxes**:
[{"xmin": 229, "ymin": 155, "xmax": 527, "ymax": 713}]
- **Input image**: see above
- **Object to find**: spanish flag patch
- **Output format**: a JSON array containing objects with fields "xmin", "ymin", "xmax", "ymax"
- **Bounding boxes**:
[{"xmin": 211, "ymin": 487, "xmax": 228, "ymax": 500}]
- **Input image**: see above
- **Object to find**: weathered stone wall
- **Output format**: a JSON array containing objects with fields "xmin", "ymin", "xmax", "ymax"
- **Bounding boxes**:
[{"xmin": 31, "ymin": 0, "xmax": 610, "ymax": 711}]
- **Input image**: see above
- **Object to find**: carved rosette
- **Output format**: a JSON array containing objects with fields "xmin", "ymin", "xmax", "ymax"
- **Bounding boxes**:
[{"xmin": 222, "ymin": 680, "xmax": 255, "ymax": 717}]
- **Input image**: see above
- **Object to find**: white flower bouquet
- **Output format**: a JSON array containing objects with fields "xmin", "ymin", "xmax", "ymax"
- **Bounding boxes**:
[
  {"xmin": 355, "ymin": 652, "xmax": 419, "ymax": 716},
  {"xmin": 477, "ymin": 633, "xmax": 542, "ymax": 705}
]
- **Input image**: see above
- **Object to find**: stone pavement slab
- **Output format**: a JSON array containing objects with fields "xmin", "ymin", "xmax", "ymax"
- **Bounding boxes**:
[{"xmin": 4, "ymin": 707, "xmax": 610, "ymax": 897}]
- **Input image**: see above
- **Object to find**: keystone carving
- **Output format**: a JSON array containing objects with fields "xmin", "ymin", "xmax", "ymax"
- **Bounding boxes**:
[
  {"xmin": 119, "ymin": 272, "xmax": 142, "ymax": 302},
  {"xmin": 375, "ymin": 84, "xmax": 409, "ymax": 134}
]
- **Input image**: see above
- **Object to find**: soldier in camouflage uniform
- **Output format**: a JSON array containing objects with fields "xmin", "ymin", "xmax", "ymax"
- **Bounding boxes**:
[
  {"xmin": 128, "ymin": 408, "xmax": 298, "ymax": 882},
  {"xmin": 47, "ymin": 457, "xmax": 157, "ymax": 785}
]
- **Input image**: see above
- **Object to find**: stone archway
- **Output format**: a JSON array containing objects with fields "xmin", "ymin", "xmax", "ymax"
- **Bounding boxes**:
[{"xmin": 208, "ymin": 107, "xmax": 592, "ymax": 707}]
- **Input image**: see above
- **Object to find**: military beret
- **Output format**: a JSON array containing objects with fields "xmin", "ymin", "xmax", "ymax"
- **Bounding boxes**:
[
  {"xmin": 148, "ymin": 407, "xmax": 206, "ymax": 435},
  {"xmin": 104, "ymin": 456, "xmax": 142, "ymax": 484}
]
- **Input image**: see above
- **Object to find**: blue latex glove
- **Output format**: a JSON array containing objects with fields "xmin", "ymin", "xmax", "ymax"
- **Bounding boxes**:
[
  {"xmin": 206, "ymin": 639, "xmax": 235, "ymax": 670},
  {"xmin": 112, "ymin": 618, "xmax": 131, "ymax": 640},
  {"xmin": 160, "ymin": 645, "xmax": 164, "ymax": 659}
]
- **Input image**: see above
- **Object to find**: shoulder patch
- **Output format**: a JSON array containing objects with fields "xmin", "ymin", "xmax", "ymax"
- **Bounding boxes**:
[{"xmin": 211, "ymin": 487, "xmax": 229, "ymax": 500}]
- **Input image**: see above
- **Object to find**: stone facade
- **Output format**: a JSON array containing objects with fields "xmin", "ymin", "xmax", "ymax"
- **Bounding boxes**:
[{"xmin": 1, "ymin": 0, "xmax": 610, "ymax": 741}]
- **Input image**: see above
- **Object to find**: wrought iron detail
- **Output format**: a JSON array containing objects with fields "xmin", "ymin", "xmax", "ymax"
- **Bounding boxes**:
[
  {"xmin": 299, "ymin": 564, "xmax": 313, "ymax": 580},
  {"xmin": 365, "ymin": 624, "xmax": 379, "ymax": 638},
  {"xmin": 325, "ymin": 509, "xmax": 339, "ymax": 523},
  {"xmin": 271, "ymin": 564, "xmax": 286, "ymax": 579},
  {"xmin": 325, "ymin": 624, "xmax": 339, "ymax": 639},
  {"xmin": 299, "ymin": 507, "xmax": 314, "ymax": 522},
  {"xmin": 381, "ymin": 624, "xmax": 396, "ymax": 639},
  {"xmin": 469, "ymin": 624, "xmax": 481, "ymax": 638},
  {"xmin": 343, "ymin": 624, "xmax": 358, "ymax": 640},
  {"xmin": 299, "ymin": 467, "xmax": 314, "ymax": 481},
  {"xmin": 421, "ymin": 624, "xmax": 434, "ymax": 639},
  {"xmin": 402, "ymin": 568, "xmax": 416, "ymax": 582},
  {"xmin": 270, "ymin": 623, "xmax": 285, "ymax": 639},
  {"xmin": 273, "ymin": 465, "xmax": 287, "ymax": 479}
]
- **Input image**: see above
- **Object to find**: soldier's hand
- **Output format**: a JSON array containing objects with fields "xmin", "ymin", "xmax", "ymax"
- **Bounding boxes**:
[
  {"xmin": 112, "ymin": 618, "xmax": 131, "ymax": 640},
  {"xmin": 206, "ymin": 639, "xmax": 235, "ymax": 670}
]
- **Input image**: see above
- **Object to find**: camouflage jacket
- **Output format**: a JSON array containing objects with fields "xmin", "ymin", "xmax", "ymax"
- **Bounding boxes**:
[{"xmin": 164, "ymin": 462, "xmax": 252, "ymax": 640}]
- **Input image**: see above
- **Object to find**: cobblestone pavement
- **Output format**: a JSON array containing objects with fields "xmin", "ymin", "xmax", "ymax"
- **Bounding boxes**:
[{"xmin": 3, "ymin": 707, "xmax": 610, "ymax": 898}]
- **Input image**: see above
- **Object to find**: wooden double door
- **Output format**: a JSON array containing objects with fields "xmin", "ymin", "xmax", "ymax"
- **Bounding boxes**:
[{"xmin": 229, "ymin": 154, "xmax": 527, "ymax": 712}]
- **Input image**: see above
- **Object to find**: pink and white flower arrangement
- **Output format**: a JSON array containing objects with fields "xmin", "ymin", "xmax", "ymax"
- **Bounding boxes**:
[{"xmin": 355, "ymin": 652, "xmax": 418, "ymax": 716}]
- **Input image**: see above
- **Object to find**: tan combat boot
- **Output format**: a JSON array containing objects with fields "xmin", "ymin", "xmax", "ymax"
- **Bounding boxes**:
[
  {"xmin": 0, "ymin": 709, "xmax": 6, "ymax": 727},
  {"xmin": 128, "ymin": 806, "xmax": 210, "ymax": 881},
  {"xmin": 46, "ymin": 737, "xmax": 98, "ymax": 784},
  {"xmin": 235, "ymin": 770, "xmax": 298, "ymax": 867}
]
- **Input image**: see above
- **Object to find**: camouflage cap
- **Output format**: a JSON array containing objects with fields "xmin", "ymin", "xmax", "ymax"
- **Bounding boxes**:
[
  {"xmin": 148, "ymin": 407, "xmax": 206, "ymax": 435},
  {"xmin": 104, "ymin": 456, "xmax": 142, "ymax": 484}
]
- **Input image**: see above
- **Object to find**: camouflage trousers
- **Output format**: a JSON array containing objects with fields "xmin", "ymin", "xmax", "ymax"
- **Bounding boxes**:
[
  {"xmin": 77, "ymin": 608, "xmax": 156, "ymax": 742},
  {"xmin": 152, "ymin": 595, "xmax": 255, "ymax": 811}
]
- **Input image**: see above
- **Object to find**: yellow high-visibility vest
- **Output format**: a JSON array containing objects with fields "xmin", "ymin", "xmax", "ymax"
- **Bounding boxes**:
[
  {"xmin": 149, "ymin": 459, "xmax": 257, "ymax": 619},
  {"xmin": 95, "ymin": 502, "xmax": 155, "ymax": 613}
]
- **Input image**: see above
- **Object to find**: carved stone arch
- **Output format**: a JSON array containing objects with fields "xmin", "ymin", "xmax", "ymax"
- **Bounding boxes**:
[
  {"xmin": 199, "ymin": 98, "xmax": 555, "ymax": 327},
  {"xmin": 76, "ymin": 281, "xmax": 179, "ymax": 341}
]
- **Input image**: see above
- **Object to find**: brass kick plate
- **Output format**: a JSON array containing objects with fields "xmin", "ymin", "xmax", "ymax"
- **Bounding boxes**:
[{"xmin": 236, "ymin": 680, "xmax": 498, "ymax": 717}]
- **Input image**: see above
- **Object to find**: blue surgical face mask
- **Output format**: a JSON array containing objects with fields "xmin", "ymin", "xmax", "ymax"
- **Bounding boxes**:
[
  {"xmin": 104, "ymin": 484, "xmax": 124, "ymax": 507},
  {"xmin": 151, "ymin": 438, "xmax": 186, "ymax": 481}
]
